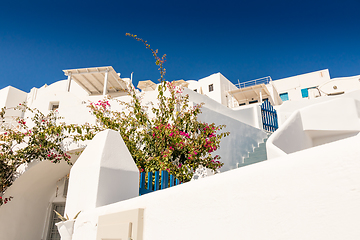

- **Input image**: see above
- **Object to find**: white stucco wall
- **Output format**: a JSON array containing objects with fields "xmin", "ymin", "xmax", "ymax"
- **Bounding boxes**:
[
  {"xmin": 0, "ymin": 158, "xmax": 76, "ymax": 240},
  {"xmin": 182, "ymin": 88, "xmax": 267, "ymax": 170},
  {"xmin": 0, "ymin": 86, "xmax": 9, "ymax": 108},
  {"xmin": 186, "ymin": 80, "xmax": 200, "ymax": 92},
  {"xmin": 219, "ymin": 73, "xmax": 238, "ymax": 107},
  {"xmin": 65, "ymin": 130, "xmax": 139, "ymax": 219},
  {"xmin": 267, "ymin": 97, "xmax": 360, "ymax": 159},
  {"xmin": 231, "ymin": 104, "xmax": 263, "ymax": 129},
  {"xmin": 276, "ymin": 89, "xmax": 360, "ymax": 126},
  {"xmin": 319, "ymin": 75, "xmax": 360, "ymax": 95},
  {"xmin": 0, "ymin": 86, "xmax": 28, "ymax": 123},
  {"xmin": 186, "ymin": 72, "xmax": 238, "ymax": 107},
  {"xmin": 184, "ymin": 88, "xmax": 263, "ymax": 130},
  {"xmin": 71, "ymin": 132, "xmax": 360, "ymax": 240},
  {"xmin": 272, "ymin": 69, "xmax": 330, "ymax": 101},
  {"xmin": 25, "ymin": 80, "xmax": 100, "ymax": 126},
  {"xmin": 198, "ymin": 105, "xmax": 267, "ymax": 171},
  {"xmin": 265, "ymin": 81, "xmax": 283, "ymax": 106}
]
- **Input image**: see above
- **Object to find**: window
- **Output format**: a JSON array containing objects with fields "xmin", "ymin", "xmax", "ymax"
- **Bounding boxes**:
[
  {"xmin": 208, "ymin": 84, "xmax": 214, "ymax": 92},
  {"xmin": 301, "ymin": 88, "xmax": 309, "ymax": 98},
  {"xmin": 249, "ymin": 100, "xmax": 258, "ymax": 104},
  {"xmin": 47, "ymin": 203, "xmax": 65, "ymax": 240},
  {"xmin": 279, "ymin": 92, "xmax": 289, "ymax": 101},
  {"xmin": 193, "ymin": 89, "xmax": 197, "ymax": 92},
  {"xmin": 49, "ymin": 102, "xmax": 60, "ymax": 111},
  {"xmin": 63, "ymin": 178, "xmax": 69, "ymax": 198}
]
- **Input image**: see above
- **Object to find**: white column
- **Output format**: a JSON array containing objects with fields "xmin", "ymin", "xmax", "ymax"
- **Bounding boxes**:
[
  {"xmin": 103, "ymin": 71, "xmax": 109, "ymax": 96},
  {"xmin": 259, "ymin": 89, "xmax": 263, "ymax": 103},
  {"xmin": 66, "ymin": 74, "xmax": 72, "ymax": 92}
]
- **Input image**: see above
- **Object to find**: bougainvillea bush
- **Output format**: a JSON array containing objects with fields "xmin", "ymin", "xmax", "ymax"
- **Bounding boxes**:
[
  {"xmin": 0, "ymin": 105, "xmax": 72, "ymax": 205},
  {"xmin": 77, "ymin": 81, "xmax": 229, "ymax": 182},
  {"xmin": 73, "ymin": 34, "xmax": 230, "ymax": 182}
]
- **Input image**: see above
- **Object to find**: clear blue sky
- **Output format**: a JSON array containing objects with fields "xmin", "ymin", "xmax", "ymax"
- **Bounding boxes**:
[{"xmin": 1, "ymin": 0, "xmax": 359, "ymax": 92}]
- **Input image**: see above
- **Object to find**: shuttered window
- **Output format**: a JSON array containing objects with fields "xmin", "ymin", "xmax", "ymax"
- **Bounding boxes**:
[
  {"xmin": 280, "ymin": 92, "xmax": 289, "ymax": 101},
  {"xmin": 301, "ymin": 88, "xmax": 309, "ymax": 98}
]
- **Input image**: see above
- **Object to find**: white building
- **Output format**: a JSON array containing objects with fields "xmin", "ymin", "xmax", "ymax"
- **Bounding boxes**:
[{"xmin": 0, "ymin": 67, "xmax": 360, "ymax": 240}]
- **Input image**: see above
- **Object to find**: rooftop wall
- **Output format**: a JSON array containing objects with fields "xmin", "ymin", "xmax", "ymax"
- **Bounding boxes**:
[
  {"xmin": 267, "ymin": 95, "xmax": 360, "ymax": 159},
  {"xmin": 71, "ymin": 132, "xmax": 360, "ymax": 240}
]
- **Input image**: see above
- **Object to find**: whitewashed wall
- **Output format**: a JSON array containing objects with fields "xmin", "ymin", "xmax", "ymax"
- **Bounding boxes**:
[
  {"xmin": 319, "ymin": 75, "xmax": 360, "ymax": 95},
  {"xmin": 183, "ymin": 88, "xmax": 267, "ymax": 170},
  {"xmin": 0, "ymin": 157, "xmax": 77, "ymax": 240},
  {"xmin": 186, "ymin": 72, "xmax": 238, "ymax": 107},
  {"xmin": 276, "ymin": 89, "xmax": 360, "ymax": 126},
  {"xmin": 267, "ymin": 96, "xmax": 360, "ymax": 159},
  {"xmin": 25, "ymin": 80, "xmax": 99, "ymax": 126},
  {"xmin": 184, "ymin": 88, "xmax": 263, "ymax": 130},
  {"xmin": 219, "ymin": 73, "xmax": 238, "ymax": 107},
  {"xmin": 65, "ymin": 130, "xmax": 139, "ymax": 219},
  {"xmin": 72, "ymin": 132, "xmax": 360, "ymax": 240},
  {"xmin": 198, "ymin": 105, "xmax": 266, "ymax": 171},
  {"xmin": 0, "ymin": 86, "xmax": 27, "ymax": 122},
  {"xmin": 272, "ymin": 69, "xmax": 330, "ymax": 101}
]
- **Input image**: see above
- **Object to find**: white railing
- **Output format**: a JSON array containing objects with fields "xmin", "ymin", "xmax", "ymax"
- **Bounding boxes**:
[
  {"xmin": 236, "ymin": 76, "xmax": 272, "ymax": 89},
  {"xmin": 0, "ymin": 119, "xmax": 20, "ymax": 132}
]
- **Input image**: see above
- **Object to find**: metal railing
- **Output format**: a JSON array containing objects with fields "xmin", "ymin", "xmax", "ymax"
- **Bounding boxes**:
[
  {"xmin": 139, "ymin": 170, "xmax": 181, "ymax": 195},
  {"xmin": 236, "ymin": 76, "xmax": 272, "ymax": 89}
]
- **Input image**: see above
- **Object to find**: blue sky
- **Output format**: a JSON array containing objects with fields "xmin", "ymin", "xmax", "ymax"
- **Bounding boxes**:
[{"xmin": 0, "ymin": 0, "xmax": 359, "ymax": 92}]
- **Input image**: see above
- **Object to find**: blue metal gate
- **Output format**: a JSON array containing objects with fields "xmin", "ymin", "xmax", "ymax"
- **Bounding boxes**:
[{"xmin": 261, "ymin": 100, "xmax": 278, "ymax": 132}]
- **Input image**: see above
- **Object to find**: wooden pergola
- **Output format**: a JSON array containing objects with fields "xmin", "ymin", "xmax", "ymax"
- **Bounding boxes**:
[
  {"xmin": 228, "ymin": 84, "xmax": 271, "ymax": 104},
  {"xmin": 63, "ymin": 66, "xmax": 127, "ymax": 96}
]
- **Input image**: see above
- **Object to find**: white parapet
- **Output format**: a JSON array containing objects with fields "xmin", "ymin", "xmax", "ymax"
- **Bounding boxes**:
[
  {"xmin": 267, "ymin": 97, "xmax": 360, "ymax": 159},
  {"xmin": 71, "ymin": 132, "xmax": 360, "ymax": 240},
  {"xmin": 64, "ymin": 129, "xmax": 139, "ymax": 219}
]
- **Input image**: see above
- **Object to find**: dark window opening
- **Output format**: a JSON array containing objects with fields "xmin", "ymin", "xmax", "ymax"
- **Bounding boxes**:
[
  {"xmin": 209, "ymin": 84, "xmax": 214, "ymax": 92},
  {"xmin": 50, "ymin": 102, "xmax": 60, "ymax": 111}
]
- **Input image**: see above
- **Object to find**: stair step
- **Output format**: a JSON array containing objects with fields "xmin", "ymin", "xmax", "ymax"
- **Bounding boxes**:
[
  {"xmin": 252, "ymin": 148, "xmax": 266, "ymax": 154},
  {"xmin": 245, "ymin": 156, "xmax": 266, "ymax": 164},
  {"xmin": 239, "ymin": 135, "xmax": 269, "ymax": 168}
]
